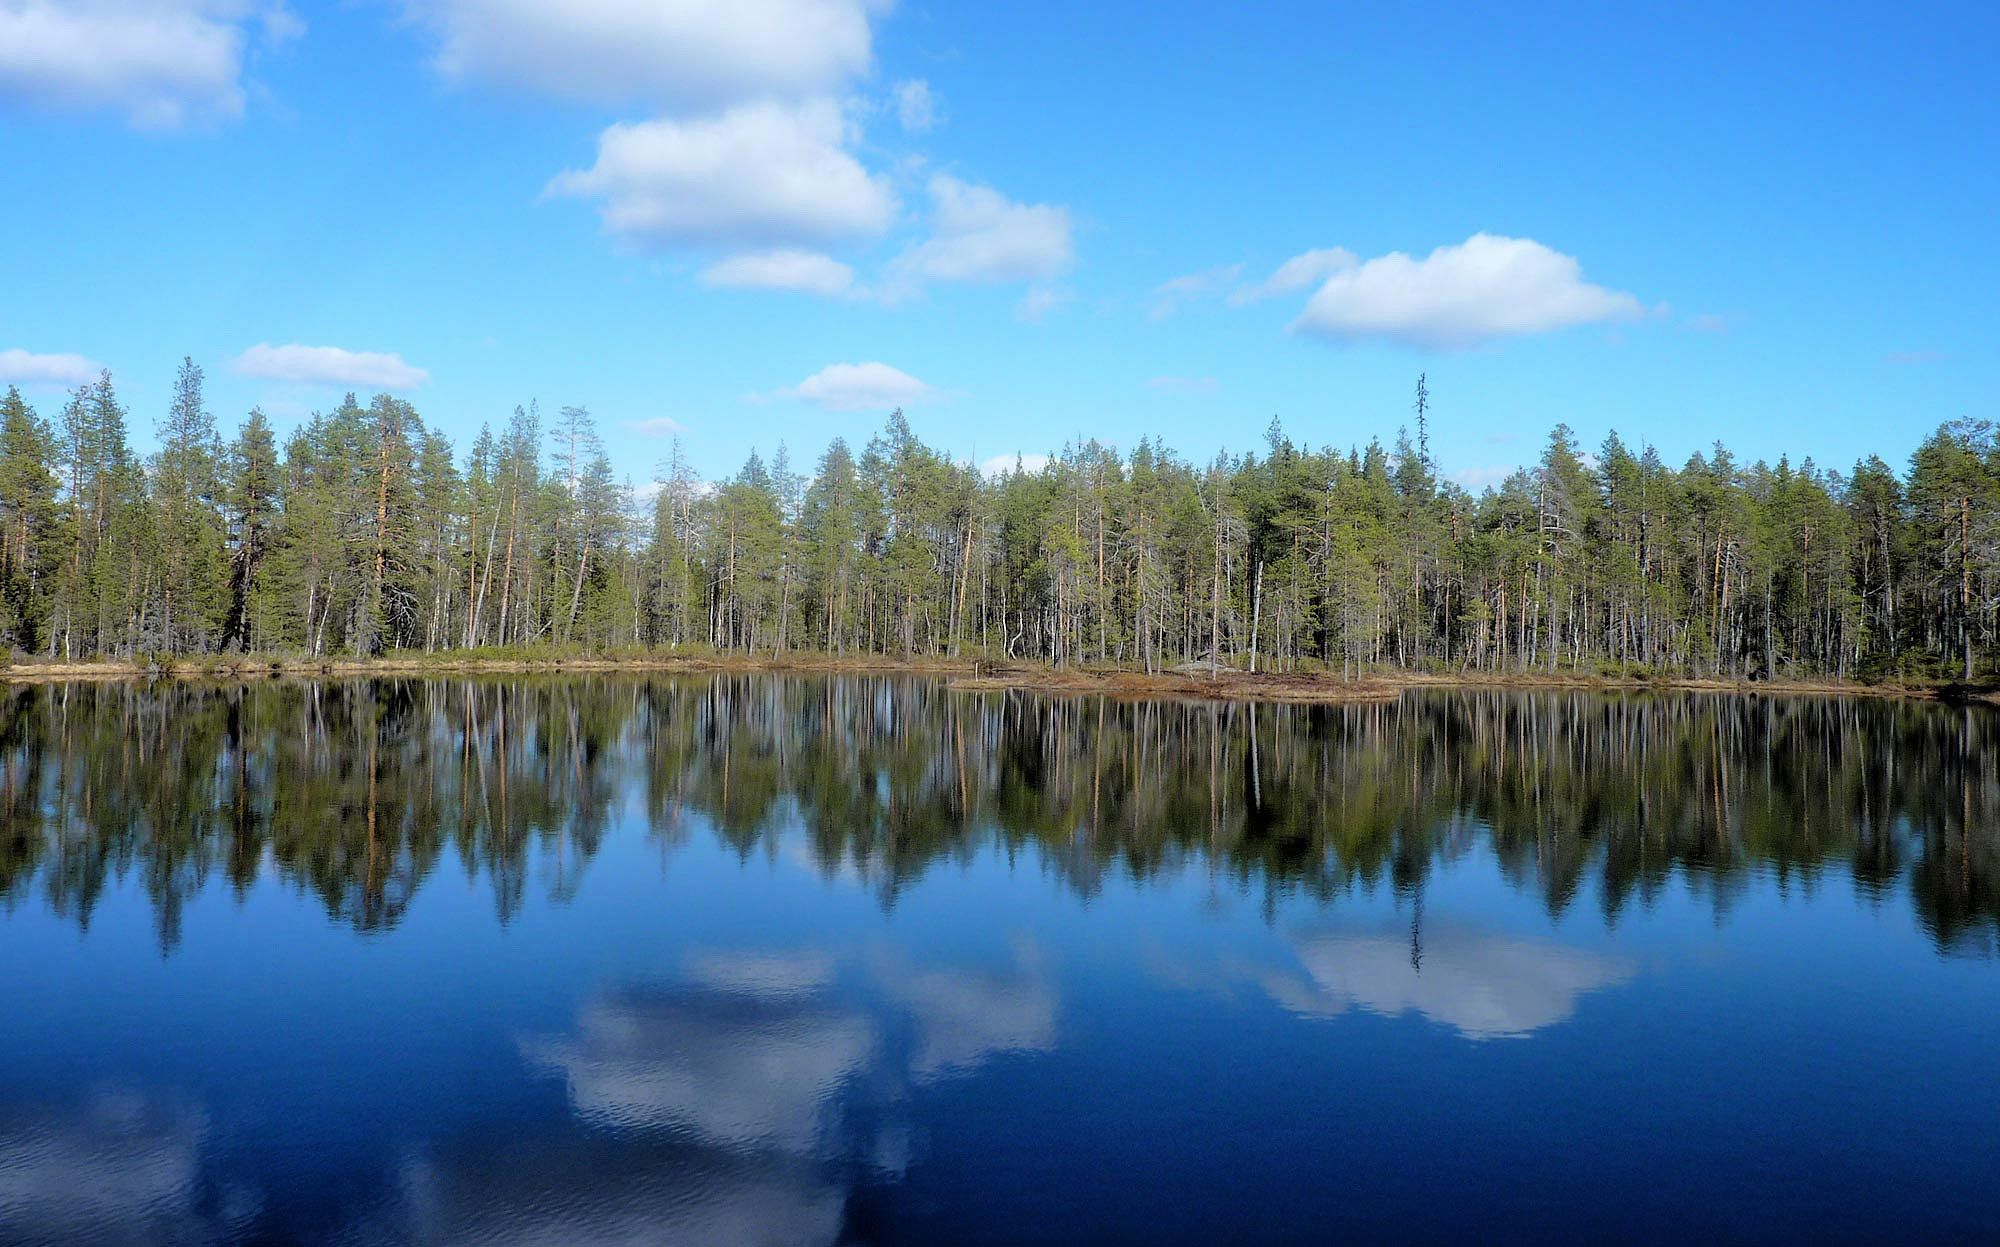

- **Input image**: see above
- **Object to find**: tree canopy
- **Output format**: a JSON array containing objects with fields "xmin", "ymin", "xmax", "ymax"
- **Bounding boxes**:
[{"xmin": 0, "ymin": 367, "xmax": 1993, "ymax": 682}]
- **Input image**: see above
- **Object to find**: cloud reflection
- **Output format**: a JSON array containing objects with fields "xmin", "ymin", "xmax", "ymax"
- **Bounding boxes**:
[
  {"xmin": 1266, "ymin": 926, "xmax": 1636, "ymax": 1039},
  {"xmin": 523, "ymin": 987, "xmax": 876, "ymax": 1152},
  {"xmin": 687, "ymin": 950, "xmax": 839, "ymax": 998},
  {"xmin": 530, "ymin": 943, "xmax": 1058, "ymax": 1145},
  {"xmin": 0, "ymin": 1092, "xmax": 250, "ymax": 1244},
  {"xmin": 877, "ymin": 950, "xmax": 1057, "ymax": 1082},
  {"xmin": 384, "ymin": 1135, "xmax": 845, "ymax": 1247},
  {"xmin": 446, "ymin": 942, "xmax": 1061, "ymax": 1244},
  {"xmin": 0, "ymin": 946, "xmax": 1060, "ymax": 1246}
]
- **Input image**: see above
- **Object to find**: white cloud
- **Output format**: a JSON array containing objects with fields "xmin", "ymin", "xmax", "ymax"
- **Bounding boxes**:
[
  {"xmin": 0, "ymin": 1, "xmax": 291, "ymax": 129},
  {"xmin": 432, "ymin": 2, "xmax": 910, "ymax": 279},
  {"xmin": 0, "ymin": 348, "xmax": 101, "ymax": 386},
  {"xmin": 980, "ymin": 452, "xmax": 1051, "ymax": 477},
  {"xmin": 1149, "ymin": 263, "xmax": 1241, "ymax": 320},
  {"xmin": 623, "ymin": 416, "xmax": 686, "ymax": 436},
  {"xmin": 778, "ymin": 361, "xmax": 937, "ymax": 412},
  {"xmin": 699, "ymin": 249, "xmax": 855, "ymax": 297},
  {"xmin": 1145, "ymin": 375, "xmax": 1219, "ymax": 395},
  {"xmin": 1291, "ymin": 233, "xmax": 1645, "ymax": 350},
  {"xmin": 892, "ymin": 77, "xmax": 937, "ymax": 133},
  {"xmin": 407, "ymin": 0, "xmax": 878, "ymax": 111},
  {"xmin": 1014, "ymin": 285, "xmax": 1069, "ymax": 323},
  {"xmin": 549, "ymin": 100, "xmax": 896, "ymax": 250},
  {"xmin": 1685, "ymin": 312, "xmax": 1730, "ymax": 333},
  {"xmin": 888, "ymin": 174, "xmax": 1072, "ymax": 295},
  {"xmin": 1227, "ymin": 247, "xmax": 1356, "ymax": 305},
  {"xmin": 232, "ymin": 343, "xmax": 429, "ymax": 389}
]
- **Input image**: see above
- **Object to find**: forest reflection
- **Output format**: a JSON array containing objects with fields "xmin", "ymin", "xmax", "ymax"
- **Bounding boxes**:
[{"xmin": 0, "ymin": 676, "xmax": 1994, "ymax": 955}]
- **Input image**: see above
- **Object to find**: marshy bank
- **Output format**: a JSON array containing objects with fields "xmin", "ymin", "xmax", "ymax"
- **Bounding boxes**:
[{"xmin": 1, "ymin": 648, "xmax": 1993, "ymax": 705}]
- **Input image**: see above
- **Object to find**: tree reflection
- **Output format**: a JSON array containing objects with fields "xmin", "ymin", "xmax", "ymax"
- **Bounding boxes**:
[{"xmin": 0, "ymin": 677, "xmax": 1994, "ymax": 955}]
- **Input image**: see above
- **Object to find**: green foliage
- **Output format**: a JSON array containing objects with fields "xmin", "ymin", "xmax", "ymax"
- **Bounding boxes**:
[{"xmin": 0, "ymin": 368, "xmax": 1993, "ymax": 681}]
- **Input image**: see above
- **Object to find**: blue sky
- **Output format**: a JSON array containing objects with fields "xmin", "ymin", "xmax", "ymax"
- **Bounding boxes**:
[{"xmin": 0, "ymin": 1, "xmax": 1992, "ymax": 490}]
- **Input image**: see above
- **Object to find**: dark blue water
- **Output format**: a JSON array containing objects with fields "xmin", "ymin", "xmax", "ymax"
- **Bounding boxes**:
[{"xmin": 1, "ymin": 678, "xmax": 1997, "ymax": 1243}]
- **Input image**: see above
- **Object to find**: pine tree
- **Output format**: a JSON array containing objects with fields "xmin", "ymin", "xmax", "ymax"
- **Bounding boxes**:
[
  {"xmin": 153, "ymin": 356, "xmax": 227, "ymax": 651},
  {"xmin": 222, "ymin": 408, "xmax": 280, "ymax": 651},
  {"xmin": 0, "ymin": 387, "xmax": 59, "ymax": 651}
]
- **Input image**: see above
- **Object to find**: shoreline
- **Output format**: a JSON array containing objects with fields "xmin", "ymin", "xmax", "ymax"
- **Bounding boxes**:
[{"xmin": 1, "ymin": 653, "xmax": 1993, "ymax": 706}]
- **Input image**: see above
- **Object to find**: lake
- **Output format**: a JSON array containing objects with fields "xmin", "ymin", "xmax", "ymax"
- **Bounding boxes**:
[{"xmin": 1, "ymin": 677, "xmax": 1996, "ymax": 1244}]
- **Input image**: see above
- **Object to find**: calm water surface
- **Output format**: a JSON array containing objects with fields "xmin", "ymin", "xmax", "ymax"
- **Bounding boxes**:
[{"xmin": 2, "ymin": 677, "xmax": 1997, "ymax": 1244}]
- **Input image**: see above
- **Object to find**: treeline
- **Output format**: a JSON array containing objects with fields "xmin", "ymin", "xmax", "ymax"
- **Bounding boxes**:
[{"xmin": 1, "ymin": 363, "xmax": 1994, "ymax": 680}]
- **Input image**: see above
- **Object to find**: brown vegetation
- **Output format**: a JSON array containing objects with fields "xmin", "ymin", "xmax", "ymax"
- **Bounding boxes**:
[{"xmin": 2, "ymin": 649, "xmax": 1992, "ymax": 706}]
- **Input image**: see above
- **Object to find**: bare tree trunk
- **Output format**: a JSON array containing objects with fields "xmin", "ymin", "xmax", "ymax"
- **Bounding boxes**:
[
  {"xmin": 1249, "ymin": 560, "xmax": 1263, "ymax": 674},
  {"xmin": 1210, "ymin": 506, "xmax": 1224, "ymax": 668},
  {"xmin": 496, "ymin": 472, "xmax": 521, "ymax": 645},
  {"xmin": 564, "ymin": 538, "xmax": 590, "ymax": 644},
  {"xmin": 951, "ymin": 509, "xmax": 974, "ymax": 657},
  {"xmin": 371, "ymin": 429, "xmax": 391, "ymax": 653}
]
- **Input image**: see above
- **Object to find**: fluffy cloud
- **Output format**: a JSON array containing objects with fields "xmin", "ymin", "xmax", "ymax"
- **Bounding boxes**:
[
  {"xmin": 407, "ymin": 0, "xmax": 878, "ymax": 111},
  {"xmin": 0, "ymin": 348, "xmax": 101, "ymax": 386},
  {"xmin": 1228, "ymin": 247, "xmax": 1357, "ymax": 305},
  {"xmin": 1291, "ymin": 233, "xmax": 1645, "ymax": 350},
  {"xmin": 778, "ymin": 361, "xmax": 937, "ymax": 412},
  {"xmin": 699, "ymin": 249, "xmax": 856, "ymax": 297},
  {"xmin": 0, "ymin": 1, "xmax": 293, "ymax": 129},
  {"xmin": 889, "ymin": 175, "xmax": 1073, "ymax": 294},
  {"xmin": 410, "ymin": 2, "xmax": 905, "ymax": 276},
  {"xmin": 892, "ymin": 77, "xmax": 937, "ymax": 133},
  {"xmin": 549, "ymin": 100, "xmax": 896, "ymax": 250},
  {"xmin": 232, "ymin": 343, "xmax": 429, "ymax": 389}
]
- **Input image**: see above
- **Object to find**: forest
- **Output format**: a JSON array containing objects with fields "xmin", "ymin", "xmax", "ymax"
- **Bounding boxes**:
[{"xmin": 0, "ymin": 360, "xmax": 1994, "ymax": 682}]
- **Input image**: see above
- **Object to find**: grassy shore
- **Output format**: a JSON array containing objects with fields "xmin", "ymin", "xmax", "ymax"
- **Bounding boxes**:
[{"xmin": 1, "ymin": 649, "xmax": 1994, "ymax": 706}]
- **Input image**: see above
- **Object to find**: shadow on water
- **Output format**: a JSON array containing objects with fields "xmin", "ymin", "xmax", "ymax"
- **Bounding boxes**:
[{"xmin": 0, "ymin": 675, "xmax": 1995, "ymax": 956}]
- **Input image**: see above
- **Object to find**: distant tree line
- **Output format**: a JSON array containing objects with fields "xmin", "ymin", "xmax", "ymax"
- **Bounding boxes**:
[{"xmin": 0, "ymin": 363, "xmax": 1994, "ymax": 680}]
